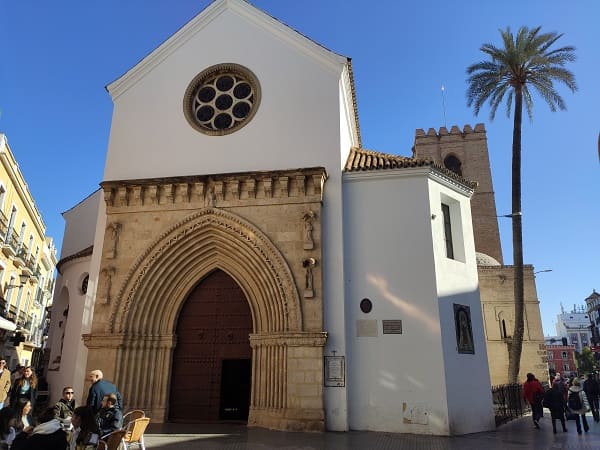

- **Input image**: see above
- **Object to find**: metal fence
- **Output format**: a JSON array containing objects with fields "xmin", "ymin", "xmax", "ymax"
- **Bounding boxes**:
[{"xmin": 491, "ymin": 383, "xmax": 530, "ymax": 426}]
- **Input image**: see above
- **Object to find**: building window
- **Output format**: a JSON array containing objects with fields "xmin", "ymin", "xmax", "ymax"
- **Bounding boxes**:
[
  {"xmin": 563, "ymin": 363, "xmax": 569, "ymax": 371},
  {"xmin": 562, "ymin": 351, "xmax": 568, "ymax": 360},
  {"xmin": 441, "ymin": 203, "xmax": 454, "ymax": 259},
  {"xmin": 183, "ymin": 63, "xmax": 261, "ymax": 136},
  {"xmin": 443, "ymin": 154, "xmax": 462, "ymax": 176},
  {"xmin": 547, "ymin": 352, "xmax": 553, "ymax": 360},
  {"xmin": 500, "ymin": 319, "xmax": 508, "ymax": 339}
]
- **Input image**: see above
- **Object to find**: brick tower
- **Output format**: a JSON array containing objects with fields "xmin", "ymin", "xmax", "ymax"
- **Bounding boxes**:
[{"xmin": 413, "ymin": 124, "xmax": 503, "ymax": 264}]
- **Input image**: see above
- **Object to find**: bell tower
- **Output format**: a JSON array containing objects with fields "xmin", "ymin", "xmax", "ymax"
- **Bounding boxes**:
[{"xmin": 413, "ymin": 124, "xmax": 503, "ymax": 264}]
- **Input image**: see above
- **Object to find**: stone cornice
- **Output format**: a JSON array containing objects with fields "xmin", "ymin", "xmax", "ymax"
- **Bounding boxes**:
[{"xmin": 101, "ymin": 167, "xmax": 327, "ymax": 210}]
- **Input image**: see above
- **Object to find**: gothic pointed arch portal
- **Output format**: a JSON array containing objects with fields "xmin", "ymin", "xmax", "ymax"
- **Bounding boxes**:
[
  {"xmin": 169, "ymin": 269, "xmax": 253, "ymax": 422},
  {"xmin": 85, "ymin": 170, "xmax": 328, "ymax": 432}
]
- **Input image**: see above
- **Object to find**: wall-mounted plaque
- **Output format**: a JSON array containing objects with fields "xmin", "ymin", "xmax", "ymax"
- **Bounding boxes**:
[
  {"xmin": 356, "ymin": 319, "xmax": 378, "ymax": 337},
  {"xmin": 454, "ymin": 303, "xmax": 475, "ymax": 354},
  {"xmin": 382, "ymin": 320, "xmax": 402, "ymax": 334},
  {"xmin": 324, "ymin": 356, "xmax": 345, "ymax": 387}
]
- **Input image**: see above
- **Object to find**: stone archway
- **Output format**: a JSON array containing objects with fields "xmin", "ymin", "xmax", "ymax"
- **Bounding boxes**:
[{"xmin": 84, "ymin": 182, "xmax": 327, "ymax": 431}]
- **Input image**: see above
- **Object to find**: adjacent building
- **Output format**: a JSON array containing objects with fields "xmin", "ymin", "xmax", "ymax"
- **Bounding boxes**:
[
  {"xmin": 45, "ymin": 0, "xmax": 495, "ymax": 435},
  {"xmin": 555, "ymin": 304, "xmax": 592, "ymax": 353},
  {"xmin": 545, "ymin": 336, "xmax": 577, "ymax": 377},
  {"xmin": 0, "ymin": 133, "xmax": 57, "ymax": 370},
  {"xmin": 412, "ymin": 126, "xmax": 547, "ymax": 386},
  {"xmin": 585, "ymin": 290, "xmax": 600, "ymax": 357}
]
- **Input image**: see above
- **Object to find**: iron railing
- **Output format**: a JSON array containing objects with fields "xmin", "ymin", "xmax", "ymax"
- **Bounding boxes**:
[{"xmin": 491, "ymin": 383, "xmax": 530, "ymax": 426}]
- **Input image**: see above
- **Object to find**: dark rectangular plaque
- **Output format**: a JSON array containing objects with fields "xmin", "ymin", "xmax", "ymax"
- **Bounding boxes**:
[{"xmin": 382, "ymin": 320, "xmax": 402, "ymax": 334}]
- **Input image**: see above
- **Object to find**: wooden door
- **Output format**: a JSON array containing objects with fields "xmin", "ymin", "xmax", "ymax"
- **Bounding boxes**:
[{"xmin": 169, "ymin": 270, "xmax": 252, "ymax": 422}]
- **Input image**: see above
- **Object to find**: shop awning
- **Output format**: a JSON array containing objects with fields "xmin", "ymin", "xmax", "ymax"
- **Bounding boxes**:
[{"xmin": 0, "ymin": 316, "xmax": 17, "ymax": 331}]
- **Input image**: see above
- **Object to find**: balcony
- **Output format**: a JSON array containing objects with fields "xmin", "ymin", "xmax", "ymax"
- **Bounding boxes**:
[{"xmin": 1, "ymin": 230, "xmax": 19, "ymax": 258}]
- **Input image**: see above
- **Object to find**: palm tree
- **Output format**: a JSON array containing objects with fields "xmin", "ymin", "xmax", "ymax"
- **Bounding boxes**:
[{"xmin": 466, "ymin": 26, "xmax": 577, "ymax": 383}]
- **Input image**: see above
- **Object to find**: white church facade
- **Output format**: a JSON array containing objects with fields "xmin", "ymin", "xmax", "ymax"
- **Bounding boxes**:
[{"xmin": 46, "ymin": 0, "xmax": 494, "ymax": 435}]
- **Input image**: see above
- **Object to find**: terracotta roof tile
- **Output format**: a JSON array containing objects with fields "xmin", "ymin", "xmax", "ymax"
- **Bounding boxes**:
[{"xmin": 344, "ymin": 147, "xmax": 477, "ymax": 189}]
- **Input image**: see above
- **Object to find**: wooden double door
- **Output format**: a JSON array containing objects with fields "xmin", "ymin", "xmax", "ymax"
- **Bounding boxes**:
[{"xmin": 169, "ymin": 270, "xmax": 252, "ymax": 422}]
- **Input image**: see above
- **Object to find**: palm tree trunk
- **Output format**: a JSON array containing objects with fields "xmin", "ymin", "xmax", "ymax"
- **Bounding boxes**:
[{"xmin": 508, "ymin": 87, "xmax": 525, "ymax": 384}]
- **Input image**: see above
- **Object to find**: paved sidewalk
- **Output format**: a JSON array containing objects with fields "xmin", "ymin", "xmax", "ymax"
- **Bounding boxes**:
[{"xmin": 144, "ymin": 414, "xmax": 600, "ymax": 449}]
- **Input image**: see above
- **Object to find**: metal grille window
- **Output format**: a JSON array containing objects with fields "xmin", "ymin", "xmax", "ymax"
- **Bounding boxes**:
[{"xmin": 441, "ymin": 203, "xmax": 454, "ymax": 259}]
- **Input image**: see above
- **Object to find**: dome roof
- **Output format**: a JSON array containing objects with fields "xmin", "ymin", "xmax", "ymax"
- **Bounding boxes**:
[{"xmin": 476, "ymin": 252, "xmax": 501, "ymax": 266}]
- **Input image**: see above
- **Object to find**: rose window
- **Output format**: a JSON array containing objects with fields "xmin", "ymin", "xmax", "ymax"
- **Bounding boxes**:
[{"xmin": 184, "ymin": 64, "xmax": 261, "ymax": 135}]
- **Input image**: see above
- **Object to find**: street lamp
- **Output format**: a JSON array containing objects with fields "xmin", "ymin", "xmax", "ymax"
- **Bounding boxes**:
[{"xmin": 534, "ymin": 269, "xmax": 553, "ymax": 275}]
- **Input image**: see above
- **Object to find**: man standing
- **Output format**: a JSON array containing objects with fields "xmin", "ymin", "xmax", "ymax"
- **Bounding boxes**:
[
  {"xmin": 86, "ymin": 370, "xmax": 122, "ymax": 414},
  {"xmin": 0, "ymin": 359, "xmax": 10, "ymax": 409}
]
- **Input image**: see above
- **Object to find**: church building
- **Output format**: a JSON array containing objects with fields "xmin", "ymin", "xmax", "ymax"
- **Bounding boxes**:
[{"xmin": 46, "ymin": 0, "xmax": 495, "ymax": 435}]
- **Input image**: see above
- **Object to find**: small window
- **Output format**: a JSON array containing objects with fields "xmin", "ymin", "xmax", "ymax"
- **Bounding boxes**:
[
  {"xmin": 443, "ymin": 155, "xmax": 462, "ymax": 176},
  {"xmin": 562, "ymin": 351, "xmax": 568, "ymax": 360},
  {"xmin": 547, "ymin": 352, "xmax": 553, "ymax": 360},
  {"xmin": 563, "ymin": 363, "xmax": 569, "ymax": 371},
  {"xmin": 441, "ymin": 203, "xmax": 454, "ymax": 259}
]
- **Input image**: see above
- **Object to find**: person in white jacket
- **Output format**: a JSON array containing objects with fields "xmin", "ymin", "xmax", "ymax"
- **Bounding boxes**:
[{"xmin": 567, "ymin": 378, "xmax": 590, "ymax": 434}]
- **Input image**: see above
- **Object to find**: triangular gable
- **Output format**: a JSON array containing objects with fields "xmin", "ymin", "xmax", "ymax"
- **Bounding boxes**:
[{"xmin": 107, "ymin": 0, "xmax": 347, "ymax": 98}]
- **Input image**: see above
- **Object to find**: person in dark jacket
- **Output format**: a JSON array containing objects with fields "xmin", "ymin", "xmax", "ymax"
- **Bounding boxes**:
[
  {"xmin": 53, "ymin": 386, "xmax": 75, "ymax": 426},
  {"xmin": 96, "ymin": 394, "xmax": 123, "ymax": 438},
  {"xmin": 10, "ymin": 407, "xmax": 68, "ymax": 450},
  {"xmin": 8, "ymin": 367, "xmax": 37, "ymax": 411},
  {"xmin": 523, "ymin": 372, "xmax": 544, "ymax": 429},
  {"xmin": 543, "ymin": 382, "xmax": 568, "ymax": 434},
  {"xmin": 583, "ymin": 372, "xmax": 600, "ymax": 422},
  {"xmin": 86, "ymin": 370, "xmax": 122, "ymax": 414}
]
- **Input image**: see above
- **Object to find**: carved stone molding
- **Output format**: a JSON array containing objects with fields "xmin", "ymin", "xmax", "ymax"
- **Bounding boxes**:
[
  {"xmin": 106, "ymin": 222, "xmax": 122, "ymax": 259},
  {"xmin": 100, "ymin": 168, "xmax": 327, "ymax": 210}
]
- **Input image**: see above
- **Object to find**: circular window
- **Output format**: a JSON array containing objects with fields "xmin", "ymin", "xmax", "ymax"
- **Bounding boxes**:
[
  {"xmin": 81, "ymin": 274, "xmax": 89, "ymax": 295},
  {"xmin": 360, "ymin": 298, "xmax": 373, "ymax": 314},
  {"xmin": 184, "ymin": 64, "xmax": 261, "ymax": 136}
]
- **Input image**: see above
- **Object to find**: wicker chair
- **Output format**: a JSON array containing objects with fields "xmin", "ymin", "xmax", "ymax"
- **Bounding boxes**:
[
  {"xmin": 122, "ymin": 410, "xmax": 145, "ymax": 429},
  {"xmin": 103, "ymin": 429, "xmax": 127, "ymax": 450},
  {"xmin": 122, "ymin": 417, "xmax": 150, "ymax": 450}
]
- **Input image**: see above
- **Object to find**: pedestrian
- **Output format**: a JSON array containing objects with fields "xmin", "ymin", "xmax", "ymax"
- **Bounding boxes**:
[
  {"xmin": 0, "ymin": 360, "xmax": 11, "ymax": 410},
  {"xmin": 53, "ymin": 386, "xmax": 76, "ymax": 426},
  {"xmin": 70, "ymin": 406, "xmax": 100, "ymax": 450},
  {"xmin": 9, "ymin": 367, "xmax": 37, "ymax": 411},
  {"xmin": 10, "ymin": 407, "xmax": 68, "ymax": 450},
  {"xmin": 96, "ymin": 394, "xmax": 122, "ymax": 438},
  {"xmin": 583, "ymin": 372, "xmax": 600, "ymax": 422},
  {"xmin": 552, "ymin": 372, "xmax": 567, "ymax": 401},
  {"xmin": 567, "ymin": 378, "xmax": 590, "ymax": 434},
  {"xmin": 543, "ymin": 382, "xmax": 568, "ymax": 434},
  {"xmin": 86, "ymin": 370, "xmax": 122, "ymax": 415},
  {"xmin": 523, "ymin": 373, "xmax": 544, "ymax": 429}
]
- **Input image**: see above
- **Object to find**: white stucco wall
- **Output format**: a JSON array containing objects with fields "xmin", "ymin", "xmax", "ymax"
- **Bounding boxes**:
[
  {"xmin": 428, "ymin": 178, "xmax": 495, "ymax": 434},
  {"xmin": 47, "ymin": 191, "xmax": 103, "ymax": 404},
  {"xmin": 342, "ymin": 167, "xmax": 494, "ymax": 435},
  {"xmin": 60, "ymin": 190, "xmax": 102, "ymax": 259}
]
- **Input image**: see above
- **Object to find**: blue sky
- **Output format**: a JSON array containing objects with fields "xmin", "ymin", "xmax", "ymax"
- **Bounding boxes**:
[{"xmin": 1, "ymin": 0, "xmax": 598, "ymax": 336}]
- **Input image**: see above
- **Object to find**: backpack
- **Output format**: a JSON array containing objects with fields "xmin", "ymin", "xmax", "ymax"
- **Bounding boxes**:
[{"xmin": 568, "ymin": 391, "xmax": 582, "ymax": 410}]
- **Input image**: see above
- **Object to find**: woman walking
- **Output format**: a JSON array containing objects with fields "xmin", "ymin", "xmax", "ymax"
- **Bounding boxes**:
[{"xmin": 523, "ymin": 373, "xmax": 544, "ymax": 428}]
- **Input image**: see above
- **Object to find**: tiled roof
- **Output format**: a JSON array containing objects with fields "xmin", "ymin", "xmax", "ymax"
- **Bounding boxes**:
[
  {"xmin": 344, "ymin": 147, "xmax": 478, "ymax": 189},
  {"xmin": 56, "ymin": 245, "xmax": 93, "ymax": 274}
]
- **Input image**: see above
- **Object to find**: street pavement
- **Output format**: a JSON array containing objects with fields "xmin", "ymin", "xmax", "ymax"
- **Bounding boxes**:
[{"xmin": 144, "ymin": 413, "xmax": 600, "ymax": 449}]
